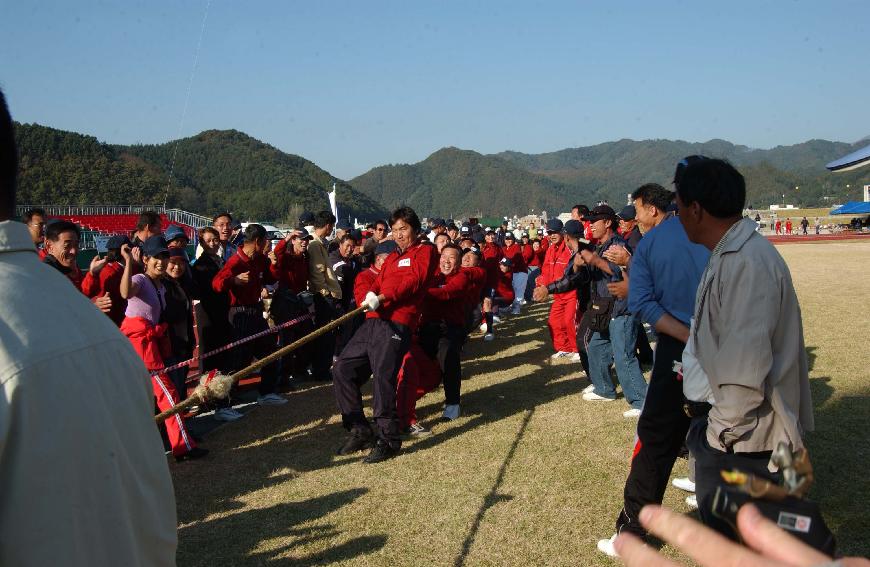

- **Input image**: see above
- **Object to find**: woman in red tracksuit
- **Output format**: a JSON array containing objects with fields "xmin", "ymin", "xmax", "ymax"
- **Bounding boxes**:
[
  {"xmin": 119, "ymin": 236, "xmax": 206, "ymax": 462},
  {"xmin": 537, "ymin": 219, "xmax": 578, "ymax": 358}
]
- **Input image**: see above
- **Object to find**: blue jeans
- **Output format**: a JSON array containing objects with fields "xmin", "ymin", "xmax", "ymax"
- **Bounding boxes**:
[
  {"xmin": 511, "ymin": 271, "xmax": 528, "ymax": 308},
  {"xmin": 586, "ymin": 314, "xmax": 648, "ymax": 409}
]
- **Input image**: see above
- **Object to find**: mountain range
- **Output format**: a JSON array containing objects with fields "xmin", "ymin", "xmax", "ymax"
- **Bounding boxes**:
[{"xmin": 14, "ymin": 122, "xmax": 869, "ymax": 222}]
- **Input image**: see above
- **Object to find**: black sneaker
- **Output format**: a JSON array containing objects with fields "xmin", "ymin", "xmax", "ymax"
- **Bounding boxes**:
[
  {"xmin": 176, "ymin": 447, "xmax": 209, "ymax": 462},
  {"xmin": 336, "ymin": 426, "xmax": 374, "ymax": 455},
  {"xmin": 401, "ymin": 423, "xmax": 432, "ymax": 438},
  {"xmin": 363, "ymin": 440, "xmax": 400, "ymax": 464}
]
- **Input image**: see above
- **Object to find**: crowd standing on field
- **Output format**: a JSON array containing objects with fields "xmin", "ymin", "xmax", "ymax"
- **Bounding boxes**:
[{"xmin": 1, "ymin": 88, "xmax": 839, "ymax": 565}]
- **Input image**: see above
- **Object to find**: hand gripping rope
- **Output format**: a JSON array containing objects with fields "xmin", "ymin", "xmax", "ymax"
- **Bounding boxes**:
[{"xmin": 154, "ymin": 305, "xmax": 367, "ymax": 423}]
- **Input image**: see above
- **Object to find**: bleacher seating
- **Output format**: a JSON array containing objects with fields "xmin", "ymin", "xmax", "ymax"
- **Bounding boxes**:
[{"xmin": 52, "ymin": 214, "xmax": 194, "ymax": 239}]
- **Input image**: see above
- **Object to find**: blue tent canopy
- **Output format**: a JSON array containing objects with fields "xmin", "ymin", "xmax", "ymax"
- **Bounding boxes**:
[
  {"xmin": 830, "ymin": 201, "xmax": 870, "ymax": 215},
  {"xmin": 826, "ymin": 143, "xmax": 870, "ymax": 172}
]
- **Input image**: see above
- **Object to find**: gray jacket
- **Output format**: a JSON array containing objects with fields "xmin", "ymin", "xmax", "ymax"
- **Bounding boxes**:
[{"xmin": 693, "ymin": 218, "xmax": 814, "ymax": 454}]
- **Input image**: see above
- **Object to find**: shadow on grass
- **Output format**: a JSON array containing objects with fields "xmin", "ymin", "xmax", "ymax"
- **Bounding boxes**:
[
  {"xmin": 805, "ymin": 386, "xmax": 870, "ymax": 557},
  {"xmin": 453, "ymin": 409, "xmax": 534, "ymax": 567},
  {"xmin": 176, "ymin": 487, "xmax": 387, "ymax": 566}
]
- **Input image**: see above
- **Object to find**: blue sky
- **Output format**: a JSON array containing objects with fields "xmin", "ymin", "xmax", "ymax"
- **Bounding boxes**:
[{"xmin": 2, "ymin": 1, "xmax": 869, "ymax": 179}]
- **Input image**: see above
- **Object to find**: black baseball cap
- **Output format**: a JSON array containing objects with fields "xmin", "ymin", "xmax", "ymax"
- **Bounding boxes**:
[
  {"xmin": 499, "ymin": 257, "xmax": 513, "ymax": 268},
  {"xmin": 504, "ymin": 232, "xmax": 515, "ymax": 241},
  {"xmin": 106, "ymin": 234, "xmax": 131, "ymax": 250},
  {"xmin": 299, "ymin": 211, "xmax": 315, "ymax": 224},
  {"xmin": 375, "ymin": 240, "xmax": 398, "ymax": 255},
  {"xmin": 583, "ymin": 205, "xmax": 617, "ymax": 222},
  {"xmin": 618, "ymin": 205, "xmax": 636, "ymax": 221},
  {"xmin": 563, "ymin": 220, "xmax": 584, "ymax": 237},
  {"xmin": 292, "ymin": 228, "xmax": 314, "ymax": 241},
  {"xmin": 142, "ymin": 236, "xmax": 170, "ymax": 257},
  {"xmin": 459, "ymin": 224, "xmax": 471, "ymax": 235},
  {"xmin": 545, "ymin": 218, "xmax": 564, "ymax": 232}
]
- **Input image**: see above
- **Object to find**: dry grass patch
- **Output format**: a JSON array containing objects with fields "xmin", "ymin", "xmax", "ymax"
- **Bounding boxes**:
[{"xmin": 172, "ymin": 241, "xmax": 869, "ymax": 565}]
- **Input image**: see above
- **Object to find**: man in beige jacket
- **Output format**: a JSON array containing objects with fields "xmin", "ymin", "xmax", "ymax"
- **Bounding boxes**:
[
  {"xmin": 0, "ymin": 91, "xmax": 177, "ymax": 564},
  {"xmin": 308, "ymin": 210, "xmax": 343, "ymax": 380},
  {"xmin": 676, "ymin": 158, "xmax": 814, "ymax": 538}
]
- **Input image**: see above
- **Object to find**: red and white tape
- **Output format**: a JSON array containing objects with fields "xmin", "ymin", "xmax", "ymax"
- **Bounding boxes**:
[{"xmin": 152, "ymin": 313, "xmax": 313, "ymax": 377}]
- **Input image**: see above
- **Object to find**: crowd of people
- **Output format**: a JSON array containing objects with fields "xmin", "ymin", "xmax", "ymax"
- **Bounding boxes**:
[{"xmin": 3, "ymin": 87, "xmax": 854, "ymax": 565}]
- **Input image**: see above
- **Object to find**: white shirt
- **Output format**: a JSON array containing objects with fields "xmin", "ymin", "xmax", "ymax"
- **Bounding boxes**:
[{"xmin": 0, "ymin": 221, "xmax": 177, "ymax": 566}]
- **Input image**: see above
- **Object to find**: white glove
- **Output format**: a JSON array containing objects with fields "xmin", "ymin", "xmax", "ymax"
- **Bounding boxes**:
[{"xmin": 363, "ymin": 291, "xmax": 380, "ymax": 312}]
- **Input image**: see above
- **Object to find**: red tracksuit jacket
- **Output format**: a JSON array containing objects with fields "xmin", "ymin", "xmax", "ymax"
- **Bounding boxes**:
[
  {"xmin": 269, "ymin": 240, "xmax": 309, "ymax": 293},
  {"xmin": 213, "ymin": 248, "xmax": 276, "ymax": 306},
  {"xmin": 493, "ymin": 270, "xmax": 515, "ymax": 303},
  {"xmin": 481, "ymin": 243, "xmax": 503, "ymax": 288},
  {"xmin": 502, "ymin": 243, "xmax": 528, "ymax": 273},
  {"xmin": 367, "ymin": 239, "xmax": 438, "ymax": 329},
  {"xmin": 423, "ymin": 270, "xmax": 470, "ymax": 326},
  {"xmin": 354, "ymin": 266, "xmax": 379, "ymax": 307},
  {"xmin": 539, "ymin": 239, "xmax": 572, "ymax": 297}
]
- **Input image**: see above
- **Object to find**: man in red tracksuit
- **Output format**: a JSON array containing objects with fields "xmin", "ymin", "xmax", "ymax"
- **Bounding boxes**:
[
  {"xmin": 460, "ymin": 247, "xmax": 487, "ymax": 337},
  {"xmin": 269, "ymin": 228, "xmax": 314, "ymax": 383},
  {"xmin": 501, "ymin": 232, "xmax": 527, "ymax": 314},
  {"xmin": 353, "ymin": 239, "xmax": 397, "ymax": 306},
  {"xmin": 419, "ymin": 244, "xmax": 470, "ymax": 421},
  {"xmin": 480, "ymin": 228, "xmax": 503, "ymax": 291},
  {"xmin": 212, "ymin": 224, "xmax": 285, "ymax": 406},
  {"xmin": 537, "ymin": 218, "xmax": 578, "ymax": 359},
  {"xmin": 333, "ymin": 207, "xmax": 438, "ymax": 463}
]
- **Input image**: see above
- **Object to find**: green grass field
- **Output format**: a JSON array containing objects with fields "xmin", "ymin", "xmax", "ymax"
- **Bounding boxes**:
[{"xmin": 170, "ymin": 240, "xmax": 870, "ymax": 566}]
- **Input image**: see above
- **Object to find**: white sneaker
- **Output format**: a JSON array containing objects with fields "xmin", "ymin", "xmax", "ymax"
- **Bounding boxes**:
[
  {"xmin": 492, "ymin": 315, "xmax": 502, "ymax": 324},
  {"xmin": 672, "ymin": 477, "xmax": 696, "ymax": 493},
  {"xmin": 596, "ymin": 533, "xmax": 618, "ymax": 558},
  {"xmin": 623, "ymin": 408, "xmax": 642, "ymax": 418},
  {"xmin": 569, "ymin": 352, "xmax": 582, "ymax": 363},
  {"xmin": 686, "ymin": 494, "xmax": 698, "ymax": 509},
  {"xmin": 257, "ymin": 393, "xmax": 288, "ymax": 406},
  {"xmin": 442, "ymin": 404, "xmax": 460, "ymax": 420},
  {"xmin": 213, "ymin": 407, "xmax": 244, "ymax": 421},
  {"xmin": 521, "ymin": 299, "xmax": 527, "ymax": 305},
  {"xmin": 483, "ymin": 333, "xmax": 494, "ymax": 341},
  {"xmin": 582, "ymin": 391, "xmax": 615, "ymax": 402},
  {"xmin": 582, "ymin": 383, "xmax": 596, "ymax": 394},
  {"xmin": 479, "ymin": 322, "xmax": 488, "ymax": 333},
  {"xmin": 550, "ymin": 351, "xmax": 569, "ymax": 360}
]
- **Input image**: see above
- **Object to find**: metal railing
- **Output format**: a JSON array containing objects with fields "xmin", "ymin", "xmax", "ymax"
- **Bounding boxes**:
[{"xmin": 15, "ymin": 204, "xmax": 213, "ymax": 249}]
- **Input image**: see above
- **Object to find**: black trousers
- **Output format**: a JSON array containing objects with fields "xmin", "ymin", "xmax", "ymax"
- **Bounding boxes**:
[
  {"xmin": 686, "ymin": 417, "xmax": 778, "ymax": 540},
  {"xmin": 616, "ymin": 333, "xmax": 688, "ymax": 536},
  {"xmin": 229, "ymin": 305, "xmax": 279, "ymax": 396},
  {"xmin": 271, "ymin": 288, "xmax": 314, "ymax": 379},
  {"xmin": 312, "ymin": 294, "xmax": 342, "ymax": 379},
  {"xmin": 420, "ymin": 321, "xmax": 465, "ymax": 406},
  {"xmin": 333, "ymin": 318, "xmax": 410, "ymax": 448},
  {"xmin": 635, "ymin": 320, "xmax": 654, "ymax": 366},
  {"xmin": 575, "ymin": 311, "xmax": 593, "ymax": 376}
]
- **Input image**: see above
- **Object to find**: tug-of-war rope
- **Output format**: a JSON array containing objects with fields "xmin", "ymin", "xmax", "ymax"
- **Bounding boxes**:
[{"xmin": 154, "ymin": 305, "xmax": 367, "ymax": 423}]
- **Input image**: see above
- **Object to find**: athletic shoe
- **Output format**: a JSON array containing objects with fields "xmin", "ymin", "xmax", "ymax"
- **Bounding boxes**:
[
  {"xmin": 337, "ymin": 426, "xmax": 374, "ymax": 455},
  {"xmin": 623, "ymin": 408, "xmax": 642, "ymax": 418},
  {"xmin": 479, "ymin": 322, "xmax": 488, "ymax": 333},
  {"xmin": 672, "ymin": 477, "xmax": 696, "ymax": 493},
  {"xmin": 582, "ymin": 383, "xmax": 596, "ymax": 394},
  {"xmin": 442, "ymin": 404, "xmax": 460, "ymax": 421},
  {"xmin": 403, "ymin": 423, "xmax": 432, "ymax": 437},
  {"xmin": 521, "ymin": 299, "xmax": 527, "ymax": 305},
  {"xmin": 686, "ymin": 494, "xmax": 698, "ymax": 509},
  {"xmin": 484, "ymin": 333, "xmax": 494, "ymax": 342},
  {"xmin": 363, "ymin": 439, "xmax": 400, "ymax": 463},
  {"xmin": 511, "ymin": 307, "xmax": 521, "ymax": 315},
  {"xmin": 550, "ymin": 351, "xmax": 569, "ymax": 360},
  {"xmin": 596, "ymin": 534, "xmax": 618, "ymax": 558},
  {"xmin": 257, "ymin": 393, "xmax": 288, "ymax": 406},
  {"xmin": 582, "ymin": 391, "xmax": 615, "ymax": 402},
  {"xmin": 569, "ymin": 352, "xmax": 582, "ymax": 363},
  {"xmin": 213, "ymin": 407, "xmax": 244, "ymax": 422},
  {"xmin": 175, "ymin": 447, "xmax": 209, "ymax": 463},
  {"xmin": 492, "ymin": 315, "xmax": 502, "ymax": 324}
]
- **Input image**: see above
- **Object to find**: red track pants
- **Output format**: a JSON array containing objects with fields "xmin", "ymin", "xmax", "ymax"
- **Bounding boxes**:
[
  {"xmin": 548, "ymin": 294, "xmax": 578, "ymax": 353},
  {"xmin": 152, "ymin": 372, "xmax": 196, "ymax": 457},
  {"xmin": 396, "ymin": 343, "xmax": 443, "ymax": 428}
]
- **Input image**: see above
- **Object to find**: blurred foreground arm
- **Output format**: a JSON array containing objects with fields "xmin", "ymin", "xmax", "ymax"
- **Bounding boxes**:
[{"xmin": 615, "ymin": 504, "xmax": 868, "ymax": 567}]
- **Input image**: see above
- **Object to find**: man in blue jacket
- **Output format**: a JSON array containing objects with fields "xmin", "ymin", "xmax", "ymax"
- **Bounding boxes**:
[{"xmin": 597, "ymin": 166, "xmax": 710, "ymax": 557}]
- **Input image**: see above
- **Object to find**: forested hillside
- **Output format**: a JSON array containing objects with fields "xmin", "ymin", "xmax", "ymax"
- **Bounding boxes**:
[{"xmin": 15, "ymin": 124, "xmax": 388, "ymax": 223}]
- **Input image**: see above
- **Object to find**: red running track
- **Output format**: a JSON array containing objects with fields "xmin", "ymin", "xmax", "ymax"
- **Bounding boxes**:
[{"xmin": 768, "ymin": 232, "xmax": 870, "ymax": 245}]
